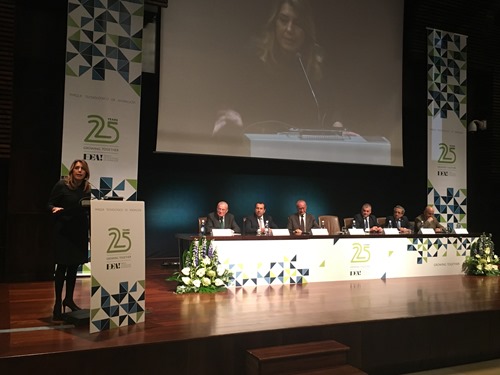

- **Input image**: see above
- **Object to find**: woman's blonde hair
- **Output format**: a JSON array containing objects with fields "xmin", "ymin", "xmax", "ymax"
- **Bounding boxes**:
[
  {"xmin": 65, "ymin": 159, "xmax": 91, "ymax": 192},
  {"xmin": 255, "ymin": 0, "xmax": 322, "ymax": 81}
]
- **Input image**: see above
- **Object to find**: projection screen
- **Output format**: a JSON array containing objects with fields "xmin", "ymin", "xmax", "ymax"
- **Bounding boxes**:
[{"xmin": 156, "ymin": 0, "xmax": 404, "ymax": 166}]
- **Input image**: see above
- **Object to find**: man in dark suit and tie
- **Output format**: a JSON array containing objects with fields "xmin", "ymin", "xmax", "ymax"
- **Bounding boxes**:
[
  {"xmin": 287, "ymin": 199, "xmax": 319, "ymax": 235},
  {"xmin": 385, "ymin": 204, "xmax": 412, "ymax": 234},
  {"xmin": 245, "ymin": 202, "xmax": 278, "ymax": 235},
  {"xmin": 206, "ymin": 201, "xmax": 241, "ymax": 234},
  {"xmin": 353, "ymin": 203, "xmax": 383, "ymax": 233}
]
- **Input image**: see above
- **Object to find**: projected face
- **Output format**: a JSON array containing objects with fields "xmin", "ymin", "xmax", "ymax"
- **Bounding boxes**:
[{"xmin": 275, "ymin": 3, "xmax": 305, "ymax": 54}]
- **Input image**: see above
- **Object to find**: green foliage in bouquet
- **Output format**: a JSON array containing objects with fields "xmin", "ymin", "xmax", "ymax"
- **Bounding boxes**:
[
  {"xmin": 463, "ymin": 233, "xmax": 500, "ymax": 276},
  {"xmin": 167, "ymin": 237, "xmax": 233, "ymax": 294}
]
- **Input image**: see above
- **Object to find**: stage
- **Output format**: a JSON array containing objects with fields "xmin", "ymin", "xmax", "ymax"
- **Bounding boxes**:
[{"xmin": 1, "ymin": 259, "xmax": 500, "ymax": 374}]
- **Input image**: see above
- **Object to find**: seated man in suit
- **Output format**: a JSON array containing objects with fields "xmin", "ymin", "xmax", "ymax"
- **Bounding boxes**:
[
  {"xmin": 353, "ymin": 203, "xmax": 383, "ymax": 233},
  {"xmin": 245, "ymin": 201, "xmax": 278, "ymax": 235},
  {"xmin": 206, "ymin": 201, "xmax": 241, "ymax": 234},
  {"xmin": 287, "ymin": 199, "xmax": 319, "ymax": 235},
  {"xmin": 385, "ymin": 204, "xmax": 412, "ymax": 234},
  {"xmin": 414, "ymin": 205, "xmax": 446, "ymax": 233}
]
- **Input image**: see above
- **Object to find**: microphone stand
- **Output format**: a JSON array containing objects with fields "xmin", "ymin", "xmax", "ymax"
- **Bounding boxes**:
[{"xmin": 297, "ymin": 53, "xmax": 322, "ymax": 128}]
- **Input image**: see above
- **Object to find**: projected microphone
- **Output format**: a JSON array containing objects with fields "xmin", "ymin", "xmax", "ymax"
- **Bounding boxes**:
[{"xmin": 296, "ymin": 52, "xmax": 322, "ymax": 128}]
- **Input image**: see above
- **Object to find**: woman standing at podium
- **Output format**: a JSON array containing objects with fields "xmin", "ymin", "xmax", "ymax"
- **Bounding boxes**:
[{"xmin": 47, "ymin": 159, "xmax": 91, "ymax": 321}]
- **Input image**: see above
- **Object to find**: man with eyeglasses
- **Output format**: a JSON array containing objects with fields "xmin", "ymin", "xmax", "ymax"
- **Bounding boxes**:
[{"xmin": 385, "ymin": 205, "xmax": 412, "ymax": 234}]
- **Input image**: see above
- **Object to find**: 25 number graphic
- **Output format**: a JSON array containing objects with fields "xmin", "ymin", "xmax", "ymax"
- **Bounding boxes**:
[
  {"xmin": 351, "ymin": 243, "xmax": 370, "ymax": 263},
  {"xmin": 438, "ymin": 143, "xmax": 456, "ymax": 163},
  {"xmin": 107, "ymin": 228, "xmax": 131, "ymax": 253},
  {"xmin": 85, "ymin": 115, "xmax": 119, "ymax": 144}
]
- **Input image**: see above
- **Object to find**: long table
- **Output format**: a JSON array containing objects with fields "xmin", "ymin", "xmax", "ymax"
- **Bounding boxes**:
[{"xmin": 175, "ymin": 233, "xmax": 476, "ymax": 286}]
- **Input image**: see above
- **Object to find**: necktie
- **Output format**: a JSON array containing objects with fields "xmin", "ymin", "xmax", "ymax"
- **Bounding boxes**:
[
  {"xmin": 365, "ymin": 217, "xmax": 369, "ymax": 230},
  {"xmin": 220, "ymin": 217, "xmax": 224, "ymax": 228},
  {"xmin": 300, "ymin": 215, "xmax": 305, "ymax": 232},
  {"xmin": 397, "ymin": 219, "xmax": 401, "ymax": 229},
  {"xmin": 259, "ymin": 217, "xmax": 264, "ymax": 229}
]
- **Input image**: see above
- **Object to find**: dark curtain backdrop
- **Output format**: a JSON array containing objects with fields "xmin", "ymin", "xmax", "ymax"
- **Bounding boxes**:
[{"xmin": 1, "ymin": 0, "xmax": 499, "ymax": 281}]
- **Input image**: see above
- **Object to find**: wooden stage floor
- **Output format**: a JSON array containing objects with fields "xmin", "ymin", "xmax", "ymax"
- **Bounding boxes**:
[{"xmin": 1, "ymin": 259, "xmax": 500, "ymax": 374}]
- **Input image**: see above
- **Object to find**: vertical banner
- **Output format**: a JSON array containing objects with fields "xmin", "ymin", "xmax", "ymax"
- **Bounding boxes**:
[
  {"xmin": 63, "ymin": 0, "xmax": 143, "ymax": 201},
  {"xmin": 427, "ymin": 29, "xmax": 468, "ymax": 230},
  {"xmin": 90, "ymin": 200, "xmax": 145, "ymax": 333}
]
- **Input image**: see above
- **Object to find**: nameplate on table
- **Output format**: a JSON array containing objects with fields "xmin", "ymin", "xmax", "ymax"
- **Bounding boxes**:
[
  {"xmin": 211, "ymin": 229, "xmax": 234, "ymax": 237},
  {"xmin": 453, "ymin": 228, "xmax": 469, "ymax": 234},
  {"xmin": 272, "ymin": 229, "xmax": 290, "ymax": 236},
  {"xmin": 419, "ymin": 228, "xmax": 435, "ymax": 234},
  {"xmin": 348, "ymin": 228, "xmax": 366, "ymax": 235},
  {"xmin": 311, "ymin": 228, "xmax": 329, "ymax": 235},
  {"xmin": 383, "ymin": 228, "xmax": 399, "ymax": 235}
]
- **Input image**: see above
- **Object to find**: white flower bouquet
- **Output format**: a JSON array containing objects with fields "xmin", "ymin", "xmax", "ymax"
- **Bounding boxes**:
[
  {"xmin": 463, "ymin": 233, "xmax": 500, "ymax": 276},
  {"xmin": 168, "ymin": 237, "xmax": 233, "ymax": 294}
]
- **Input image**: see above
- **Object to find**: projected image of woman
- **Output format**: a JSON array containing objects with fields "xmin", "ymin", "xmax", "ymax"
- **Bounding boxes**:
[
  {"xmin": 159, "ymin": 0, "xmax": 403, "ymax": 164},
  {"xmin": 213, "ymin": 0, "xmax": 331, "ymax": 141},
  {"xmin": 257, "ymin": 0, "xmax": 322, "ymax": 84}
]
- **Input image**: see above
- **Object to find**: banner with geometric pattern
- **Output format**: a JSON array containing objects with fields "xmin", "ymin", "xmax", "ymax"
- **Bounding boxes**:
[
  {"xmin": 90, "ymin": 200, "xmax": 145, "ymax": 333},
  {"xmin": 62, "ymin": 0, "xmax": 143, "ymax": 202},
  {"xmin": 426, "ymin": 28, "xmax": 468, "ymax": 230},
  {"xmin": 62, "ymin": 0, "xmax": 144, "ymax": 276},
  {"xmin": 214, "ymin": 236, "xmax": 474, "ymax": 286}
]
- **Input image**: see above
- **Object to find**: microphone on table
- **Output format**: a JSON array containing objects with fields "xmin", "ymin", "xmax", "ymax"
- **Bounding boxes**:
[{"xmin": 297, "ymin": 52, "xmax": 322, "ymax": 128}]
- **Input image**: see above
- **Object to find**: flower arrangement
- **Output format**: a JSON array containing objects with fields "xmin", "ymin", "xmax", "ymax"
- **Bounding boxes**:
[
  {"xmin": 462, "ymin": 233, "xmax": 500, "ymax": 276},
  {"xmin": 168, "ymin": 237, "xmax": 233, "ymax": 294}
]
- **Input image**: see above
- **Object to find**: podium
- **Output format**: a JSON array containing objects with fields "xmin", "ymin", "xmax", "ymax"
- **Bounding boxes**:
[
  {"xmin": 89, "ymin": 200, "xmax": 145, "ymax": 333},
  {"xmin": 244, "ymin": 133, "xmax": 391, "ymax": 165}
]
